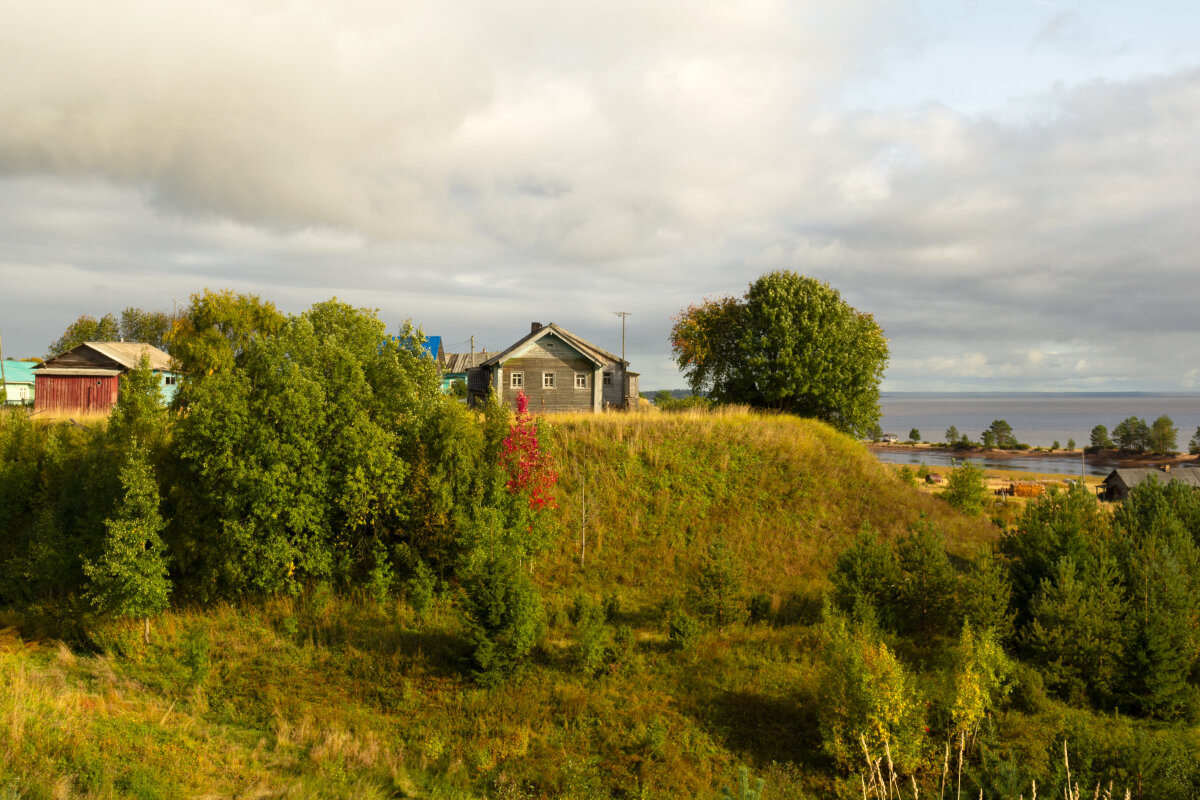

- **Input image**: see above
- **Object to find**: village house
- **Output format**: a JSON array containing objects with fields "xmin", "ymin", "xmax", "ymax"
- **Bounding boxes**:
[
  {"xmin": 441, "ymin": 350, "xmax": 490, "ymax": 394},
  {"xmin": 467, "ymin": 322, "xmax": 638, "ymax": 412},
  {"xmin": 33, "ymin": 342, "xmax": 178, "ymax": 413},
  {"xmin": 1098, "ymin": 465, "xmax": 1200, "ymax": 502},
  {"xmin": 1, "ymin": 360, "xmax": 36, "ymax": 405}
]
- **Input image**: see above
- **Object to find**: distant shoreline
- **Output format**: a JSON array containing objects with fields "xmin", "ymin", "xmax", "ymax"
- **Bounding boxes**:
[{"xmin": 866, "ymin": 442, "xmax": 1199, "ymax": 470}]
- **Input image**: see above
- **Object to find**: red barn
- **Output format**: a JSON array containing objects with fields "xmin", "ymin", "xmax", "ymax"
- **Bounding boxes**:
[{"xmin": 33, "ymin": 342, "xmax": 175, "ymax": 414}]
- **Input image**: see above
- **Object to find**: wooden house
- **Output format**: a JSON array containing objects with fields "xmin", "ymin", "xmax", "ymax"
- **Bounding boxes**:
[
  {"xmin": 1, "ymin": 360, "xmax": 36, "ymax": 405},
  {"xmin": 1098, "ymin": 466, "xmax": 1200, "ymax": 501},
  {"xmin": 467, "ymin": 322, "xmax": 639, "ymax": 412},
  {"xmin": 33, "ymin": 342, "xmax": 178, "ymax": 413}
]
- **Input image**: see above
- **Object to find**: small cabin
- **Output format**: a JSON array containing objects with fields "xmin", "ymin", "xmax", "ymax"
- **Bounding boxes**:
[{"xmin": 1098, "ymin": 466, "xmax": 1200, "ymax": 502}]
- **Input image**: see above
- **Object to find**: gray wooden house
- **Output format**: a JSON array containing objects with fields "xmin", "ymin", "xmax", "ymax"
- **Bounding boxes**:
[
  {"xmin": 1098, "ymin": 466, "xmax": 1200, "ymax": 501},
  {"xmin": 467, "ymin": 322, "xmax": 638, "ymax": 412}
]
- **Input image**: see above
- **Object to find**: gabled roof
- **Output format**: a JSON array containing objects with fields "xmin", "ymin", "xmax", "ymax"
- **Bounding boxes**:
[
  {"xmin": 1102, "ymin": 468, "xmax": 1200, "ymax": 490},
  {"xmin": 480, "ymin": 323, "xmax": 625, "ymax": 369},
  {"xmin": 421, "ymin": 336, "xmax": 442, "ymax": 361},
  {"xmin": 36, "ymin": 342, "xmax": 174, "ymax": 372}
]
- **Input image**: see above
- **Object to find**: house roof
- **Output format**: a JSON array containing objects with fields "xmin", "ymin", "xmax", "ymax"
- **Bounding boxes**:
[
  {"xmin": 36, "ymin": 342, "xmax": 174, "ymax": 372},
  {"xmin": 444, "ymin": 351, "xmax": 491, "ymax": 373},
  {"xmin": 1102, "ymin": 468, "xmax": 1200, "ymax": 490},
  {"xmin": 422, "ymin": 336, "xmax": 442, "ymax": 361},
  {"xmin": 36, "ymin": 368, "xmax": 122, "ymax": 377},
  {"xmin": 0, "ymin": 360, "xmax": 36, "ymax": 384},
  {"xmin": 480, "ymin": 323, "xmax": 625, "ymax": 369}
]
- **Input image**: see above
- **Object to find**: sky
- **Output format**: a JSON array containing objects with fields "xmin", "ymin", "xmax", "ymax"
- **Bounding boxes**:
[{"xmin": 2, "ymin": 0, "xmax": 1199, "ymax": 391}]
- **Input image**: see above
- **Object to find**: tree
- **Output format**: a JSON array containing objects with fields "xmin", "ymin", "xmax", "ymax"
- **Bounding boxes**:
[
  {"xmin": 909, "ymin": 428, "xmax": 921, "ymax": 442},
  {"xmin": 48, "ymin": 313, "xmax": 119, "ymax": 356},
  {"xmin": 1090, "ymin": 424, "xmax": 1114, "ymax": 450},
  {"xmin": 945, "ymin": 425, "xmax": 961, "ymax": 445},
  {"xmin": 943, "ymin": 462, "xmax": 987, "ymax": 515},
  {"xmin": 894, "ymin": 521, "xmax": 958, "ymax": 637},
  {"xmin": 119, "ymin": 307, "xmax": 170, "ymax": 348},
  {"xmin": 1113, "ymin": 416, "xmax": 1149, "ymax": 452},
  {"xmin": 83, "ymin": 446, "xmax": 171, "ymax": 643},
  {"xmin": 670, "ymin": 272, "xmax": 888, "ymax": 436},
  {"xmin": 1190, "ymin": 426, "xmax": 1200, "ymax": 455},
  {"xmin": 459, "ymin": 550, "xmax": 545, "ymax": 686},
  {"xmin": 166, "ymin": 288, "xmax": 285, "ymax": 379},
  {"xmin": 1067, "ymin": 438, "xmax": 1075, "ymax": 450},
  {"xmin": 1148, "ymin": 415, "xmax": 1178, "ymax": 454},
  {"xmin": 987, "ymin": 420, "xmax": 1016, "ymax": 448}
]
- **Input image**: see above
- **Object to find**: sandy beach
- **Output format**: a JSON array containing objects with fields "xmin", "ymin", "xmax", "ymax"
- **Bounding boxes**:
[{"xmin": 867, "ymin": 442, "xmax": 1199, "ymax": 470}]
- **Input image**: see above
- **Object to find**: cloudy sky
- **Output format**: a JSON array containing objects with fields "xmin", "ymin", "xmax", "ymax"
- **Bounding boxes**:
[{"xmin": 2, "ymin": 0, "xmax": 1198, "ymax": 391}]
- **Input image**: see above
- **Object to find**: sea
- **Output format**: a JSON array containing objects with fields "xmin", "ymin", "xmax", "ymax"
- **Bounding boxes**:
[{"xmin": 873, "ymin": 393, "xmax": 1200, "ymax": 477}]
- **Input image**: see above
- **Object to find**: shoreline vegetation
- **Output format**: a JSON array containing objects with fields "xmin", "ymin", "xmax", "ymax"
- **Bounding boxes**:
[{"xmin": 867, "ymin": 441, "xmax": 1199, "ymax": 470}]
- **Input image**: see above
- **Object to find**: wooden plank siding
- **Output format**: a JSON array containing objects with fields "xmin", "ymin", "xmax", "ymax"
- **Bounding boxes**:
[
  {"xmin": 34, "ymin": 374, "xmax": 119, "ymax": 412},
  {"xmin": 493, "ymin": 347, "xmax": 599, "ymax": 413}
]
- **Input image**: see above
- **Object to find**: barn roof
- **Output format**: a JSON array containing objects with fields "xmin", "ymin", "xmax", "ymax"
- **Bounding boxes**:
[
  {"xmin": 36, "ymin": 368, "xmax": 122, "ymax": 377},
  {"xmin": 1101, "ymin": 468, "xmax": 1200, "ymax": 490},
  {"xmin": 36, "ymin": 342, "xmax": 174, "ymax": 373},
  {"xmin": 480, "ymin": 323, "xmax": 625, "ymax": 369}
]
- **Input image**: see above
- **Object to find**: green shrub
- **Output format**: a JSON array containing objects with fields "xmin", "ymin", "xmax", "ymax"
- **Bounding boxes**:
[
  {"xmin": 459, "ymin": 552, "xmax": 545, "ymax": 686},
  {"xmin": 747, "ymin": 592, "xmax": 772, "ymax": 624},
  {"xmin": 693, "ymin": 539, "xmax": 745, "ymax": 628},
  {"xmin": 943, "ymin": 462, "xmax": 987, "ymax": 515},
  {"xmin": 668, "ymin": 610, "xmax": 701, "ymax": 651}
]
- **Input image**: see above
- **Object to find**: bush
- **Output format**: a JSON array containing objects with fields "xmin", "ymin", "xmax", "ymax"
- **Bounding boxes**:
[
  {"xmin": 459, "ymin": 553, "xmax": 545, "ymax": 686},
  {"xmin": 943, "ymin": 462, "xmax": 987, "ymax": 515},
  {"xmin": 668, "ymin": 610, "xmax": 701, "ymax": 651},
  {"xmin": 693, "ymin": 539, "xmax": 745, "ymax": 628}
]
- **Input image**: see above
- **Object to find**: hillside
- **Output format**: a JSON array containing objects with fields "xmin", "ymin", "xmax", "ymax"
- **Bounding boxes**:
[{"xmin": 0, "ymin": 409, "xmax": 998, "ymax": 799}]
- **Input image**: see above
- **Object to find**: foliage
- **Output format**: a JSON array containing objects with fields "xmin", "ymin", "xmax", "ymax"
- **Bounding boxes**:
[
  {"xmin": 942, "ymin": 462, "xmax": 987, "ymax": 515},
  {"xmin": 949, "ymin": 622, "xmax": 1013, "ymax": 739},
  {"xmin": 449, "ymin": 378, "xmax": 467, "ymax": 398},
  {"xmin": 166, "ymin": 288, "xmax": 285, "ymax": 379},
  {"xmin": 459, "ymin": 550, "xmax": 546, "ymax": 686},
  {"xmin": 48, "ymin": 313, "xmax": 119, "ymax": 356},
  {"xmin": 1190, "ymin": 425, "xmax": 1200, "ymax": 455},
  {"xmin": 119, "ymin": 307, "xmax": 171, "ymax": 348},
  {"xmin": 82, "ymin": 446, "xmax": 171, "ymax": 627},
  {"xmin": 671, "ymin": 271, "xmax": 888, "ymax": 436},
  {"xmin": 818, "ymin": 607, "xmax": 924, "ymax": 772},
  {"xmin": 830, "ymin": 526, "xmax": 901, "ymax": 629},
  {"xmin": 908, "ymin": 428, "xmax": 920, "ymax": 442},
  {"xmin": 1112, "ymin": 416, "xmax": 1150, "ymax": 453},
  {"xmin": 692, "ymin": 538, "xmax": 746, "ymax": 628},
  {"xmin": 945, "ymin": 425, "xmax": 960, "ymax": 445},
  {"xmin": 1089, "ymin": 424, "xmax": 1113, "ymax": 450},
  {"xmin": 894, "ymin": 520, "xmax": 958, "ymax": 636},
  {"xmin": 986, "ymin": 420, "xmax": 1017, "ymax": 448},
  {"xmin": 1147, "ymin": 414, "xmax": 1178, "ymax": 454}
]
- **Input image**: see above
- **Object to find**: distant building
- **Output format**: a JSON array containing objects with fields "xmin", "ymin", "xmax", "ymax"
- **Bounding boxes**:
[
  {"xmin": 441, "ymin": 350, "xmax": 490, "ymax": 394},
  {"xmin": 1, "ymin": 360, "xmax": 36, "ymax": 405},
  {"xmin": 1098, "ymin": 466, "xmax": 1200, "ymax": 502},
  {"xmin": 467, "ymin": 322, "xmax": 639, "ymax": 412},
  {"xmin": 33, "ymin": 342, "xmax": 178, "ymax": 413}
]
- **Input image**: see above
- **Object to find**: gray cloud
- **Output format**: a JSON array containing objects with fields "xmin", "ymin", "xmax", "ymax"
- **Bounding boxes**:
[{"xmin": 1, "ymin": 1, "xmax": 1199, "ymax": 392}]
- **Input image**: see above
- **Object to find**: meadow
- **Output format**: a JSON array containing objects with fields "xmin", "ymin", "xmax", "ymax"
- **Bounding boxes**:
[{"xmin": 2, "ymin": 406, "xmax": 1197, "ymax": 799}]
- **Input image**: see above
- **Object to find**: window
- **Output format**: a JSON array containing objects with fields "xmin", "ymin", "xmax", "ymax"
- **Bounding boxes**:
[
  {"xmin": 510, "ymin": 372, "xmax": 524, "ymax": 389},
  {"xmin": 574, "ymin": 372, "xmax": 588, "ymax": 389},
  {"xmin": 164, "ymin": 375, "xmax": 177, "ymax": 386},
  {"xmin": 543, "ymin": 372, "xmax": 556, "ymax": 389},
  {"xmin": 603, "ymin": 372, "xmax": 612, "ymax": 386}
]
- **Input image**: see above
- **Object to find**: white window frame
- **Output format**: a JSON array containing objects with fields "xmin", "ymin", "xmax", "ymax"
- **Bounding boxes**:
[
  {"xmin": 543, "ymin": 371, "xmax": 556, "ymax": 389},
  {"xmin": 574, "ymin": 372, "xmax": 588, "ymax": 389},
  {"xmin": 510, "ymin": 371, "xmax": 524, "ymax": 389}
]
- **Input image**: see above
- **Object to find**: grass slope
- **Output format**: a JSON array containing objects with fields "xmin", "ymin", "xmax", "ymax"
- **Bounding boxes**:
[{"xmin": 0, "ymin": 410, "xmax": 997, "ymax": 799}]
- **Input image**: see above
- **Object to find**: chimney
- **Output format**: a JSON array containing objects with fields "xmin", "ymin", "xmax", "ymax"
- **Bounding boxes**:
[{"xmin": 531, "ymin": 322, "xmax": 543, "ymax": 333}]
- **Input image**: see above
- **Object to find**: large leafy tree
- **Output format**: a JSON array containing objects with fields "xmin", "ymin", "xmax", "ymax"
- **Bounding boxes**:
[
  {"xmin": 166, "ymin": 288, "xmax": 286, "ymax": 378},
  {"xmin": 670, "ymin": 272, "xmax": 888, "ymax": 436},
  {"xmin": 1147, "ymin": 414, "xmax": 1178, "ymax": 454}
]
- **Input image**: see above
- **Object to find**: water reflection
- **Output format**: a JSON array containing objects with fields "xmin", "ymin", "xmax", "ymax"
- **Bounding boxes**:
[{"xmin": 871, "ymin": 448, "xmax": 1111, "ymax": 477}]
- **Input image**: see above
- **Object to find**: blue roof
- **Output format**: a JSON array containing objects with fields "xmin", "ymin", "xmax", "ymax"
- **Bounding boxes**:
[
  {"xmin": 0, "ymin": 361, "xmax": 36, "ymax": 384},
  {"xmin": 421, "ymin": 336, "xmax": 441, "ymax": 360}
]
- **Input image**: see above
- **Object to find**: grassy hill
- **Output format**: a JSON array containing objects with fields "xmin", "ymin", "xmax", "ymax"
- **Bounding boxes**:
[{"xmin": 0, "ymin": 409, "xmax": 998, "ymax": 799}]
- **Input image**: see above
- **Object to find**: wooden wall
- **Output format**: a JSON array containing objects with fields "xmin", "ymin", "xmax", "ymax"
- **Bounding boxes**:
[
  {"xmin": 499, "ymin": 350, "xmax": 597, "ymax": 413},
  {"xmin": 34, "ymin": 374, "xmax": 119, "ymax": 412}
]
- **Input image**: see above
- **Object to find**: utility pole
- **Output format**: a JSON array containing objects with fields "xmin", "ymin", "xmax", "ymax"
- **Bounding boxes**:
[{"xmin": 612, "ymin": 312, "xmax": 630, "ymax": 408}]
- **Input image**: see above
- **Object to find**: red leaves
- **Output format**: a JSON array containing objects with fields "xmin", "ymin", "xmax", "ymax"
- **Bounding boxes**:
[{"xmin": 501, "ymin": 390, "xmax": 558, "ymax": 511}]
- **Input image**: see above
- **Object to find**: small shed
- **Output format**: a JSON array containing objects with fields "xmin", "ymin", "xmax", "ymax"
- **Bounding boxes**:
[
  {"xmin": 1099, "ymin": 466, "xmax": 1200, "ymax": 502},
  {"xmin": 1, "ymin": 360, "xmax": 36, "ymax": 405},
  {"xmin": 33, "ymin": 342, "xmax": 177, "ymax": 413}
]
